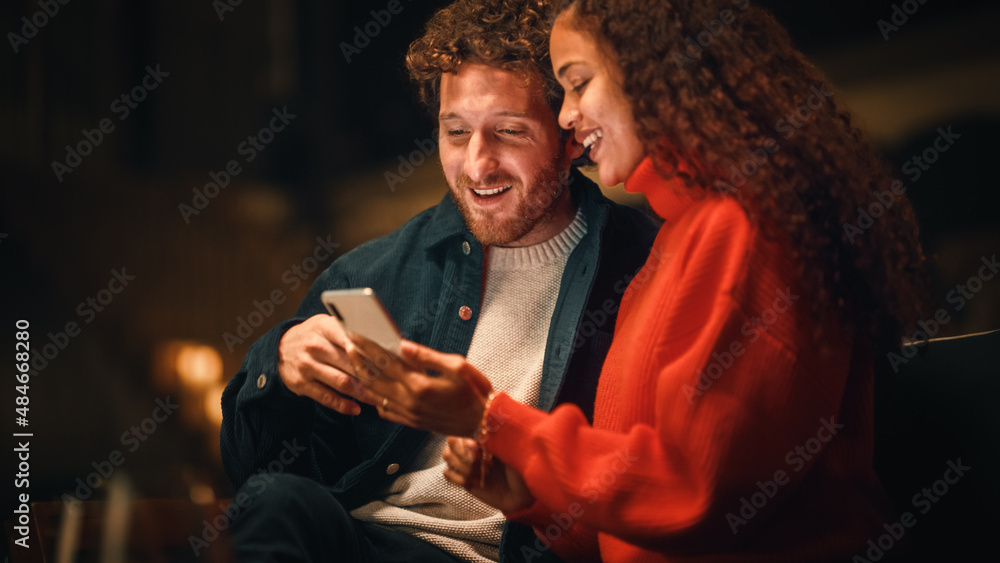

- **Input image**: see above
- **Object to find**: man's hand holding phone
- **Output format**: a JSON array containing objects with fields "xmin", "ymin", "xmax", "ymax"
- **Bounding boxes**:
[
  {"xmin": 277, "ymin": 288, "xmax": 402, "ymax": 415},
  {"xmin": 277, "ymin": 314, "xmax": 378, "ymax": 415}
]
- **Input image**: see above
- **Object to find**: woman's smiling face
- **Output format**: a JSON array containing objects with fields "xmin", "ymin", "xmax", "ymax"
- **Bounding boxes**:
[{"xmin": 550, "ymin": 10, "xmax": 646, "ymax": 187}]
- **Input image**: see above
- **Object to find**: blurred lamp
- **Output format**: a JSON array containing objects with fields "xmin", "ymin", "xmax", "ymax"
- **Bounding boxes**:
[
  {"xmin": 204, "ymin": 382, "xmax": 226, "ymax": 428},
  {"xmin": 175, "ymin": 344, "xmax": 223, "ymax": 392}
]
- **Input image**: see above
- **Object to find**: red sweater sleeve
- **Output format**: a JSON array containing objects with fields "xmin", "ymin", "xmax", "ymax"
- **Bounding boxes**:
[{"xmin": 487, "ymin": 198, "xmax": 853, "ymax": 555}]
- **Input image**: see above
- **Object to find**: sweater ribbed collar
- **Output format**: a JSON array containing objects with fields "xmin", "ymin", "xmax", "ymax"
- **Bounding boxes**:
[{"xmin": 489, "ymin": 208, "xmax": 587, "ymax": 270}]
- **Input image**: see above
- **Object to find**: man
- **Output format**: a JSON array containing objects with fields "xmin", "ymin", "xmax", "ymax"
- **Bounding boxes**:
[{"xmin": 220, "ymin": 0, "xmax": 657, "ymax": 561}]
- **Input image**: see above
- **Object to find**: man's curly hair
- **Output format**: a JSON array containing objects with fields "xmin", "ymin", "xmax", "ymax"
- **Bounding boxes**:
[
  {"xmin": 406, "ymin": 0, "xmax": 562, "ymax": 117},
  {"xmin": 557, "ymin": 0, "xmax": 929, "ymax": 348}
]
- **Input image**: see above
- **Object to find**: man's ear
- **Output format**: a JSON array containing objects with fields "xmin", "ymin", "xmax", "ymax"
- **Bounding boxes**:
[{"xmin": 564, "ymin": 132, "xmax": 585, "ymax": 160}]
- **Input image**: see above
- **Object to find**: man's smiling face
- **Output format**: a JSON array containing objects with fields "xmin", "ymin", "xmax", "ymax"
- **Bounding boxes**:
[{"xmin": 438, "ymin": 62, "xmax": 574, "ymax": 247}]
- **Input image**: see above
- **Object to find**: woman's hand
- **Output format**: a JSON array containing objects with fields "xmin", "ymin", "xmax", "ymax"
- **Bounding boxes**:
[
  {"xmin": 346, "ymin": 336, "xmax": 493, "ymax": 436},
  {"xmin": 443, "ymin": 436, "xmax": 535, "ymax": 514}
]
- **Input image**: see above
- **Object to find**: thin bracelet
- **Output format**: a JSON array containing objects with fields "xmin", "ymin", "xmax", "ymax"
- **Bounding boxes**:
[{"xmin": 475, "ymin": 391, "xmax": 497, "ymax": 488}]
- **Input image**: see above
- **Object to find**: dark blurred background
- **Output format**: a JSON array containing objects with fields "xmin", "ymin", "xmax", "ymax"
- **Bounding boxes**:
[{"xmin": 2, "ymin": 0, "xmax": 998, "ymax": 559}]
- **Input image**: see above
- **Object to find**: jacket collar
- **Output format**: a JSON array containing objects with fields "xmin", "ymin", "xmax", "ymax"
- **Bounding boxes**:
[{"xmin": 421, "ymin": 190, "xmax": 469, "ymax": 250}]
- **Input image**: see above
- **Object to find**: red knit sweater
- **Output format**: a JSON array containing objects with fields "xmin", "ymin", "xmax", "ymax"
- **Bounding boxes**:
[{"xmin": 487, "ymin": 157, "xmax": 893, "ymax": 562}]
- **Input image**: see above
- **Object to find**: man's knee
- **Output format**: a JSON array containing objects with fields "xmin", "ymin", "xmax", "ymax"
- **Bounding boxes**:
[{"xmin": 231, "ymin": 473, "xmax": 359, "ymax": 560}]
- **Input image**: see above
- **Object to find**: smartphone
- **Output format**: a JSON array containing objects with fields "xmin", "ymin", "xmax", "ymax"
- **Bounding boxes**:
[{"xmin": 321, "ymin": 288, "xmax": 402, "ymax": 356}]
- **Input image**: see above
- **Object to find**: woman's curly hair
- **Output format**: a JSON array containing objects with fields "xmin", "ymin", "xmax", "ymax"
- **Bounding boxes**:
[
  {"xmin": 558, "ymin": 0, "xmax": 929, "ymax": 347},
  {"xmin": 406, "ymin": 0, "xmax": 563, "ymax": 116}
]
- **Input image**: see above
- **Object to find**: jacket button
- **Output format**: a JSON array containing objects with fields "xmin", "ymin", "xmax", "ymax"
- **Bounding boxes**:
[
  {"xmin": 459, "ymin": 306, "xmax": 472, "ymax": 320},
  {"xmin": 386, "ymin": 463, "xmax": 400, "ymax": 475},
  {"xmin": 256, "ymin": 374, "xmax": 267, "ymax": 389},
  {"xmin": 462, "ymin": 241, "xmax": 471, "ymax": 255}
]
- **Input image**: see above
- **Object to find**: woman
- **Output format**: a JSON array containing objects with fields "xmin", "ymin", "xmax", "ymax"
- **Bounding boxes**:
[{"xmin": 348, "ymin": 0, "xmax": 928, "ymax": 560}]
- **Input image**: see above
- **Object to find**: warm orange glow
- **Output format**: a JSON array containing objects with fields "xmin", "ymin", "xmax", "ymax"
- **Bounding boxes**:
[
  {"xmin": 189, "ymin": 483, "xmax": 216, "ymax": 505},
  {"xmin": 176, "ymin": 344, "xmax": 224, "ymax": 391},
  {"xmin": 204, "ymin": 382, "xmax": 226, "ymax": 428}
]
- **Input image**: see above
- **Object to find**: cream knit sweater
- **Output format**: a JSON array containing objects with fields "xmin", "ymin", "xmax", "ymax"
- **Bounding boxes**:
[{"xmin": 350, "ymin": 209, "xmax": 587, "ymax": 562}]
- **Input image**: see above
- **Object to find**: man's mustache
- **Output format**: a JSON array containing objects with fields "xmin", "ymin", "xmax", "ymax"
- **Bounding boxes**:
[{"xmin": 456, "ymin": 172, "xmax": 519, "ymax": 190}]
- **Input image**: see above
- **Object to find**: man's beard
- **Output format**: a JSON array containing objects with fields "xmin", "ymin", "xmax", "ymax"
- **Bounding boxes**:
[{"xmin": 450, "ymin": 163, "xmax": 568, "ymax": 247}]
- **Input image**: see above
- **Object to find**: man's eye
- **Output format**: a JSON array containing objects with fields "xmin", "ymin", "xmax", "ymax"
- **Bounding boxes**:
[
  {"xmin": 501, "ymin": 129, "xmax": 524, "ymax": 136},
  {"xmin": 447, "ymin": 129, "xmax": 467, "ymax": 136}
]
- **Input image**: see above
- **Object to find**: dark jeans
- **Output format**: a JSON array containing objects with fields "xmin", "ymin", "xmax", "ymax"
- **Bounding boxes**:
[{"xmin": 230, "ymin": 473, "xmax": 462, "ymax": 563}]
